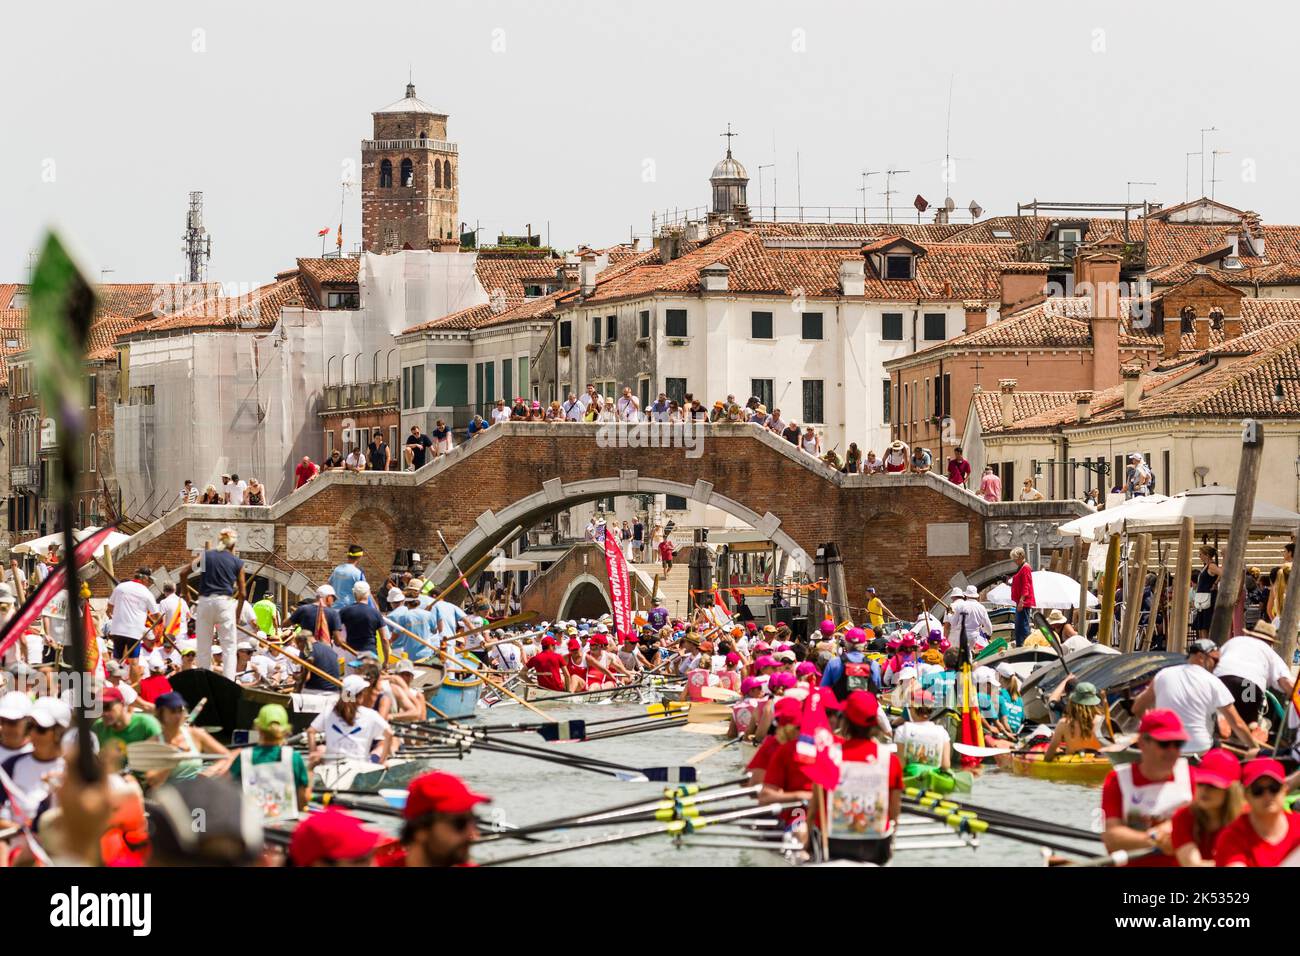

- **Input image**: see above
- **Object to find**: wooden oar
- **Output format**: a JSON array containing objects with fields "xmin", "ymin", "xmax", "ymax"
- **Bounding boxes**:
[
  {"xmin": 698, "ymin": 685, "xmax": 740, "ymax": 702},
  {"xmin": 910, "ymin": 577, "xmax": 951, "ymax": 613},
  {"xmin": 382, "ymin": 613, "xmax": 551, "ymax": 722},
  {"xmin": 686, "ymin": 735, "xmax": 744, "ymax": 765},
  {"xmin": 234, "ymin": 622, "xmax": 343, "ymax": 689}
]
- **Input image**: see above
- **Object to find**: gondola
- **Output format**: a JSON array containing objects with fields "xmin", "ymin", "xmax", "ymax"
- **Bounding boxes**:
[{"xmin": 170, "ymin": 668, "xmax": 332, "ymax": 741}]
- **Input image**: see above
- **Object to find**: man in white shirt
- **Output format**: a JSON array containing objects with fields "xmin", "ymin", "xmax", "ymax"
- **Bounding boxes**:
[
  {"xmin": 1213, "ymin": 621, "xmax": 1295, "ymax": 726},
  {"xmin": 578, "ymin": 384, "xmax": 597, "ymax": 416},
  {"xmin": 1133, "ymin": 639, "xmax": 1255, "ymax": 754},
  {"xmin": 344, "ymin": 448, "xmax": 366, "ymax": 471},
  {"xmin": 562, "ymin": 392, "xmax": 583, "ymax": 421},
  {"xmin": 616, "ymin": 387, "xmax": 640, "ymax": 422},
  {"xmin": 106, "ymin": 568, "xmax": 160, "ymax": 660},
  {"xmin": 179, "ymin": 479, "xmax": 198, "ymax": 506},
  {"xmin": 490, "ymin": 399, "xmax": 512, "ymax": 425},
  {"xmin": 157, "ymin": 583, "xmax": 190, "ymax": 640}
]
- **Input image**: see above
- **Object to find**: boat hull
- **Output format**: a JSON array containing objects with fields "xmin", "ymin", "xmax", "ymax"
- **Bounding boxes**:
[
  {"xmin": 426, "ymin": 675, "xmax": 483, "ymax": 720},
  {"xmin": 1001, "ymin": 751, "xmax": 1113, "ymax": 785}
]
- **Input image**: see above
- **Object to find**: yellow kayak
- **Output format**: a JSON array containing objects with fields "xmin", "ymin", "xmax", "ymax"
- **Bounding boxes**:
[{"xmin": 1000, "ymin": 751, "xmax": 1113, "ymax": 786}]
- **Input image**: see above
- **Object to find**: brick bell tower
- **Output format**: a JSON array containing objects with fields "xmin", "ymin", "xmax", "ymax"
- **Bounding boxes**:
[{"xmin": 361, "ymin": 82, "xmax": 460, "ymax": 253}]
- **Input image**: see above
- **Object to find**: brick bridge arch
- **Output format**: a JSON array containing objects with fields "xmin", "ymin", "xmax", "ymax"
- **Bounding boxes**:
[{"xmin": 99, "ymin": 423, "xmax": 1085, "ymax": 615}]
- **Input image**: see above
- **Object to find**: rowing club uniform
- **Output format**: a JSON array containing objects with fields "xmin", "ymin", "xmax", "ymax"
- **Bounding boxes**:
[{"xmin": 1100, "ymin": 710, "xmax": 1194, "ymax": 867}]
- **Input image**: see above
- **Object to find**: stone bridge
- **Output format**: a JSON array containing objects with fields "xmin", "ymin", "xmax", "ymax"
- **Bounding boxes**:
[{"xmin": 96, "ymin": 423, "xmax": 1086, "ymax": 615}]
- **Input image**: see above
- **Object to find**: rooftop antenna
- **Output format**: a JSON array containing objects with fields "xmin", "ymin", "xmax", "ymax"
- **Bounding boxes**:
[
  {"xmin": 1210, "ymin": 150, "xmax": 1230, "ymax": 201},
  {"xmin": 99, "ymin": 269, "xmax": 115, "ymax": 283},
  {"xmin": 858, "ymin": 170, "xmax": 880, "ymax": 221},
  {"xmin": 883, "ymin": 168, "xmax": 910, "ymax": 224},
  {"xmin": 1126, "ymin": 181, "xmax": 1156, "ymax": 241},
  {"xmin": 1184, "ymin": 152, "xmax": 1201, "ymax": 203},
  {"xmin": 757, "ymin": 163, "xmax": 773, "ymax": 219},
  {"xmin": 1199, "ymin": 126, "xmax": 1218, "ymax": 197},
  {"xmin": 942, "ymin": 74, "xmax": 956, "ymax": 213},
  {"xmin": 181, "ymin": 190, "xmax": 212, "ymax": 283},
  {"xmin": 796, "ymin": 151, "xmax": 803, "ymax": 213}
]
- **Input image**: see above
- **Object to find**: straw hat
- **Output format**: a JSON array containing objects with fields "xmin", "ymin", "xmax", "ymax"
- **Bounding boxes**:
[{"xmin": 1245, "ymin": 620, "xmax": 1278, "ymax": 643}]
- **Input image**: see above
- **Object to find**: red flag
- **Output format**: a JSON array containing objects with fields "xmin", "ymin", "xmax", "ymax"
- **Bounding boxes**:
[
  {"xmin": 793, "ymin": 686, "xmax": 842, "ymax": 790},
  {"xmin": 0, "ymin": 526, "xmax": 118, "ymax": 662},
  {"xmin": 602, "ymin": 530, "xmax": 634, "ymax": 644},
  {"xmin": 81, "ymin": 590, "xmax": 103, "ymax": 678},
  {"xmin": 317, "ymin": 227, "xmax": 330, "ymax": 237}
]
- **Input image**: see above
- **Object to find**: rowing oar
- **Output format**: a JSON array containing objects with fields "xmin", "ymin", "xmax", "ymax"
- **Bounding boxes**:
[
  {"xmin": 503, "ymin": 680, "xmax": 651, "ymax": 705},
  {"xmin": 479, "ymin": 803, "xmax": 799, "ymax": 865},
  {"xmin": 686, "ymin": 735, "xmax": 745, "ymax": 766},
  {"xmin": 381, "ymin": 612, "xmax": 551, "ymax": 722},
  {"xmin": 435, "ymin": 529, "xmax": 475, "ymax": 599},
  {"xmin": 901, "ymin": 803, "xmax": 1099, "ymax": 857},
  {"xmin": 481, "ymin": 785, "xmax": 763, "ymax": 841},
  {"xmin": 903, "ymin": 790, "xmax": 1101, "ymax": 843},
  {"xmin": 484, "ymin": 710, "xmax": 679, "ymax": 742},
  {"xmin": 1051, "ymin": 846, "xmax": 1160, "ymax": 867},
  {"xmin": 910, "ymin": 577, "xmax": 951, "ymax": 613}
]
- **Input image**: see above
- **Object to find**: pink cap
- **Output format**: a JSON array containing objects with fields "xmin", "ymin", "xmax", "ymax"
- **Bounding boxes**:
[
  {"xmin": 1138, "ymin": 709, "xmax": 1188, "ymax": 743},
  {"xmin": 1242, "ymin": 758, "xmax": 1286, "ymax": 789},
  {"xmin": 795, "ymin": 661, "xmax": 817, "ymax": 677},
  {"xmin": 753, "ymin": 655, "xmax": 779, "ymax": 670},
  {"xmin": 753, "ymin": 641, "xmax": 771, "ymax": 653},
  {"xmin": 769, "ymin": 672, "xmax": 797, "ymax": 690},
  {"xmin": 725, "ymin": 652, "xmax": 740, "ymax": 665},
  {"xmin": 844, "ymin": 627, "xmax": 867, "ymax": 644},
  {"xmin": 819, "ymin": 619, "xmax": 835, "ymax": 636},
  {"xmin": 740, "ymin": 676, "xmax": 763, "ymax": 695}
]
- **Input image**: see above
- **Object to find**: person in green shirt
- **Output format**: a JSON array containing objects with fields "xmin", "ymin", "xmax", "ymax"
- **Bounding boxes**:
[
  {"xmin": 253, "ymin": 595, "xmax": 282, "ymax": 636},
  {"xmin": 229, "ymin": 703, "xmax": 311, "ymax": 814},
  {"xmin": 92, "ymin": 686, "xmax": 163, "ymax": 771}
]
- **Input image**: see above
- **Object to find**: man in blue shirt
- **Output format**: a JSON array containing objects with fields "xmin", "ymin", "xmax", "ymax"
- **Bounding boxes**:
[
  {"xmin": 384, "ymin": 587, "xmax": 436, "ymax": 661},
  {"xmin": 328, "ymin": 545, "xmax": 366, "ymax": 609},
  {"xmin": 292, "ymin": 629, "xmax": 341, "ymax": 693},
  {"xmin": 181, "ymin": 527, "xmax": 246, "ymax": 679},
  {"xmin": 338, "ymin": 581, "xmax": 390, "ymax": 660},
  {"xmin": 288, "ymin": 586, "xmax": 344, "ymax": 646},
  {"xmin": 429, "ymin": 596, "xmax": 469, "ymax": 642}
]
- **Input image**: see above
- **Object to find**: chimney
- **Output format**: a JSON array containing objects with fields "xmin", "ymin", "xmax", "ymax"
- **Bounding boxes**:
[
  {"xmin": 963, "ymin": 300, "xmax": 988, "ymax": 335},
  {"xmin": 579, "ymin": 253, "xmax": 598, "ymax": 295},
  {"xmin": 1162, "ymin": 308, "xmax": 1184, "ymax": 359},
  {"xmin": 1076, "ymin": 390, "xmax": 1093, "ymax": 424},
  {"xmin": 657, "ymin": 231, "xmax": 682, "ymax": 263},
  {"xmin": 838, "ymin": 258, "xmax": 865, "ymax": 296},
  {"xmin": 998, "ymin": 263, "xmax": 1049, "ymax": 315},
  {"xmin": 558, "ymin": 263, "xmax": 579, "ymax": 291},
  {"xmin": 700, "ymin": 262, "xmax": 730, "ymax": 293},
  {"xmin": 998, "ymin": 378, "xmax": 1017, "ymax": 429},
  {"xmin": 1078, "ymin": 253, "xmax": 1122, "ymax": 392},
  {"xmin": 1122, "ymin": 365, "xmax": 1143, "ymax": 416},
  {"xmin": 1194, "ymin": 315, "xmax": 1210, "ymax": 351}
]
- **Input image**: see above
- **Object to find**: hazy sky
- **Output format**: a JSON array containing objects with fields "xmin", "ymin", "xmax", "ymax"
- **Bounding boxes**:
[{"xmin": 3, "ymin": 0, "xmax": 1297, "ymax": 285}]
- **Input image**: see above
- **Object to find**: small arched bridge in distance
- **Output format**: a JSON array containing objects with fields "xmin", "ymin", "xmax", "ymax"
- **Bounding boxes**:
[{"xmin": 97, "ymin": 423, "xmax": 1086, "ymax": 615}]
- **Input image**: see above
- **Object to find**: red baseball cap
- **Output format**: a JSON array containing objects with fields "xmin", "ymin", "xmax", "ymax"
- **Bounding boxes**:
[
  {"xmin": 404, "ymin": 771, "xmax": 490, "ymax": 819},
  {"xmin": 289, "ymin": 808, "xmax": 383, "ymax": 866},
  {"xmin": 773, "ymin": 697, "xmax": 803, "ymax": 725},
  {"xmin": 101, "ymin": 686, "xmax": 124, "ymax": 704},
  {"xmin": 589, "ymin": 634, "xmax": 609, "ymax": 646},
  {"xmin": 1193, "ymin": 749, "xmax": 1241, "ymax": 790},
  {"xmin": 566, "ymin": 638, "xmax": 582, "ymax": 651},
  {"xmin": 540, "ymin": 635, "xmax": 558, "ymax": 647},
  {"xmin": 1138, "ymin": 709, "xmax": 1187, "ymax": 742},
  {"xmin": 842, "ymin": 690, "xmax": 880, "ymax": 727},
  {"xmin": 1241, "ymin": 758, "xmax": 1287, "ymax": 789}
]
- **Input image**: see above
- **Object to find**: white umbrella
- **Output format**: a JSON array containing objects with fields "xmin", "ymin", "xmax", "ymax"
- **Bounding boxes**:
[
  {"xmin": 986, "ymin": 570, "xmax": 1100, "ymax": 610},
  {"xmin": 486, "ymin": 552, "xmax": 539, "ymax": 574},
  {"xmin": 10, "ymin": 526, "xmax": 131, "ymax": 561},
  {"xmin": 1093, "ymin": 486, "xmax": 1300, "ymax": 539},
  {"xmin": 1057, "ymin": 495, "xmax": 1168, "ymax": 539}
]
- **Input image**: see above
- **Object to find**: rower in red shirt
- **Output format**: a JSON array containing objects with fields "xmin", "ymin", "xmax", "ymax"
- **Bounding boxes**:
[
  {"xmin": 521, "ymin": 636, "xmax": 567, "ymax": 692},
  {"xmin": 1100, "ymin": 710, "xmax": 1194, "ymax": 867},
  {"xmin": 747, "ymin": 696, "xmax": 801, "ymax": 786},
  {"xmin": 1214, "ymin": 758, "xmax": 1300, "ymax": 867},
  {"xmin": 825, "ymin": 690, "xmax": 903, "ymax": 866},
  {"xmin": 1168, "ymin": 748, "xmax": 1243, "ymax": 867}
]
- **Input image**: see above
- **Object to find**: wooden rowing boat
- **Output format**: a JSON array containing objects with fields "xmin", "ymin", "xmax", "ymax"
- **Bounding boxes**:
[
  {"xmin": 410, "ymin": 657, "xmax": 484, "ymax": 720},
  {"xmin": 999, "ymin": 751, "xmax": 1113, "ymax": 786},
  {"xmin": 170, "ymin": 668, "xmax": 331, "ymax": 740},
  {"xmin": 314, "ymin": 756, "xmax": 448, "ymax": 793}
]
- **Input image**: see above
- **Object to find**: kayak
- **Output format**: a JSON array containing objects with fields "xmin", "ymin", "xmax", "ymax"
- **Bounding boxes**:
[
  {"xmin": 903, "ymin": 763, "xmax": 974, "ymax": 795},
  {"xmin": 1000, "ymin": 751, "xmax": 1113, "ymax": 786}
]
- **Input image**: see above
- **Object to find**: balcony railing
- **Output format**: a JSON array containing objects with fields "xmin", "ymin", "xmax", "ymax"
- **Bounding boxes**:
[
  {"xmin": 1015, "ymin": 239, "xmax": 1147, "ymax": 269},
  {"xmin": 321, "ymin": 379, "xmax": 398, "ymax": 413},
  {"xmin": 362, "ymin": 139, "xmax": 457, "ymax": 153}
]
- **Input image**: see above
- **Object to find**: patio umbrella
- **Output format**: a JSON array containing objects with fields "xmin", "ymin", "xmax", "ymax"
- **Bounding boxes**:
[
  {"xmin": 1057, "ymin": 494, "xmax": 1168, "ymax": 539},
  {"xmin": 1091, "ymin": 486, "xmax": 1300, "ymax": 540},
  {"xmin": 986, "ymin": 570, "xmax": 1101, "ymax": 610},
  {"xmin": 11, "ymin": 526, "xmax": 131, "ymax": 561},
  {"xmin": 486, "ymin": 552, "xmax": 539, "ymax": 574}
]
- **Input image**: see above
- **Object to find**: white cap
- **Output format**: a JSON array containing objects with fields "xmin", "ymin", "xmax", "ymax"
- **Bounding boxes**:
[
  {"xmin": 212, "ymin": 645, "xmax": 224, "ymax": 655},
  {"xmin": 237, "ymin": 641, "xmax": 254, "ymax": 651},
  {"xmin": 395, "ymin": 659, "xmax": 416, "ymax": 675},
  {"xmin": 31, "ymin": 696, "xmax": 72, "ymax": 729},
  {"xmin": 387, "ymin": 587, "xmax": 406, "ymax": 604},
  {"xmin": 897, "ymin": 665, "xmax": 918, "ymax": 681},
  {"xmin": 995, "ymin": 662, "xmax": 1016, "ymax": 679},
  {"xmin": 0, "ymin": 691, "xmax": 31, "ymax": 721},
  {"xmin": 353, "ymin": 581, "xmax": 371, "ymax": 599},
  {"xmin": 594, "ymin": 623, "xmax": 609, "ymax": 634},
  {"xmin": 316, "ymin": 584, "xmax": 336, "ymax": 598},
  {"xmin": 965, "ymin": 585, "xmax": 979, "ymax": 599},
  {"xmin": 341, "ymin": 674, "xmax": 369, "ymax": 697},
  {"xmin": 949, "ymin": 588, "xmax": 965, "ymax": 600}
]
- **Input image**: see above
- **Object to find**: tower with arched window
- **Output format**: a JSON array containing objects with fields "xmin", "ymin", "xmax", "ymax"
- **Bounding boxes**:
[{"xmin": 361, "ymin": 82, "xmax": 460, "ymax": 253}]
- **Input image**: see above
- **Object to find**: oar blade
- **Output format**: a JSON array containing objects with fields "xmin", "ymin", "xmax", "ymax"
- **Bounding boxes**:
[
  {"xmin": 639, "ymin": 766, "xmax": 697, "ymax": 784},
  {"xmin": 536, "ymin": 720, "xmax": 587, "ymax": 742},
  {"xmin": 952, "ymin": 742, "xmax": 1013, "ymax": 759}
]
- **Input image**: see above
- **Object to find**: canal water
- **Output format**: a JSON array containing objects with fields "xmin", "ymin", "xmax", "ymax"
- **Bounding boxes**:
[{"xmin": 417, "ymin": 701, "xmax": 1104, "ymax": 867}]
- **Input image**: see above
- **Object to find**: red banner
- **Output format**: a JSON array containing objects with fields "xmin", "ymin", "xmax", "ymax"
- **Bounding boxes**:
[
  {"xmin": 603, "ymin": 529, "xmax": 634, "ymax": 644},
  {"xmin": 0, "ymin": 526, "xmax": 119, "ymax": 662}
]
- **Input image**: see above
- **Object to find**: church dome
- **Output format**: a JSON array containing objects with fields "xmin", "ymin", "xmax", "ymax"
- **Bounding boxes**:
[{"xmin": 711, "ymin": 151, "xmax": 748, "ymax": 181}]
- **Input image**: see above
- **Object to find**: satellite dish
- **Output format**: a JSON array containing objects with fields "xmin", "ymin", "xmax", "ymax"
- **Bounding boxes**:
[
  {"xmin": 914, "ymin": 195, "xmax": 929, "ymax": 212},
  {"xmin": 968, "ymin": 200, "xmax": 984, "ymax": 219},
  {"xmin": 944, "ymin": 197, "xmax": 956, "ymax": 212}
]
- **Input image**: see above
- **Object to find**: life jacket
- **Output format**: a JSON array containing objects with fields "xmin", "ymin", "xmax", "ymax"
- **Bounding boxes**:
[
  {"xmin": 827, "ymin": 744, "xmax": 892, "ymax": 840},
  {"xmin": 241, "ymin": 747, "xmax": 299, "ymax": 824},
  {"xmin": 1115, "ymin": 759, "xmax": 1192, "ymax": 829},
  {"xmin": 717, "ymin": 670, "xmax": 742, "ymax": 693},
  {"xmin": 686, "ymin": 668, "xmax": 716, "ymax": 702},
  {"xmin": 731, "ymin": 699, "xmax": 759, "ymax": 734}
]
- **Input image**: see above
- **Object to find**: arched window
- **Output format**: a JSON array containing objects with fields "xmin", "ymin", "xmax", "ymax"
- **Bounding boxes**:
[
  {"xmin": 1209, "ymin": 308, "xmax": 1224, "ymax": 331},
  {"xmin": 443, "ymin": 159, "xmax": 452, "ymax": 189},
  {"xmin": 434, "ymin": 161, "xmax": 441, "ymax": 188},
  {"xmin": 1180, "ymin": 306, "xmax": 1196, "ymax": 334},
  {"xmin": 400, "ymin": 158, "xmax": 414, "ymax": 187},
  {"xmin": 379, "ymin": 159, "xmax": 392, "ymax": 188}
]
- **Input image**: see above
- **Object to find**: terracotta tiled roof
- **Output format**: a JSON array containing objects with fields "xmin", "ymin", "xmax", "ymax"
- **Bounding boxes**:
[
  {"xmin": 972, "ymin": 389, "xmax": 1079, "ymax": 433},
  {"xmin": 119, "ymin": 273, "xmax": 314, "ymax": 338},
  {"xmin": 751, "ymin": 221, "xmax": 969, "ymax": 243},
  {"xmin": 0, "ymin": 284, "xmax": 24, "ymax": 310},
  {"xmin": 296, "ymin": 257, "xmax": 360, "ymax": 285},
  {"xmin": 473, "ymin": 252, "xmax": 564, "ymax": 309},
  {"xmin": 0, "ymin": 310, "xmax": 28, "ymax": 389}
]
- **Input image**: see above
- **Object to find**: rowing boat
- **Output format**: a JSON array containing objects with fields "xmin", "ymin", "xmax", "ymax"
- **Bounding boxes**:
[
  {"xmin": 410, "ymin": 658, "xmax": 484, "ymax": 719},
  {"xmin": 522, "ymin": 683, "xmax": 643, "ymax": 704},
  {"xmin": 170, "ymin": 669, "xmax": 331, "ymax": 740},
  {"xmin": 999, "ymin": 751, "xmax": 1113, "ymax": 786},
  {"xmin": 902, "ymin": 765, "xmax": 974, "ymax": 795},
  {"xmin": 314, "ymin": 756, "xmax": 449, "ymax": 793}
]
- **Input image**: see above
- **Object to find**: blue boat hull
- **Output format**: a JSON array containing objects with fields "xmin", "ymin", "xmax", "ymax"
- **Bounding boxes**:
[{"xmin": 426, "ymin": 676, "xmax": 482, "ymax": 720}]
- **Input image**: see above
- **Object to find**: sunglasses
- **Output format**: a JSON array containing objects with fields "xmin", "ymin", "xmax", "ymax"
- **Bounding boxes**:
[
  {"xmin": 1143, "ymin": 736, "xmax": 1181, "ymax": 750},
  {"xmin": 1248, "ymin": 780, "xmax": 1283, "ymax": 798},
  {"xmin": 437, "ymin": 814, "xmax": 477, "ymax": 833}
]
